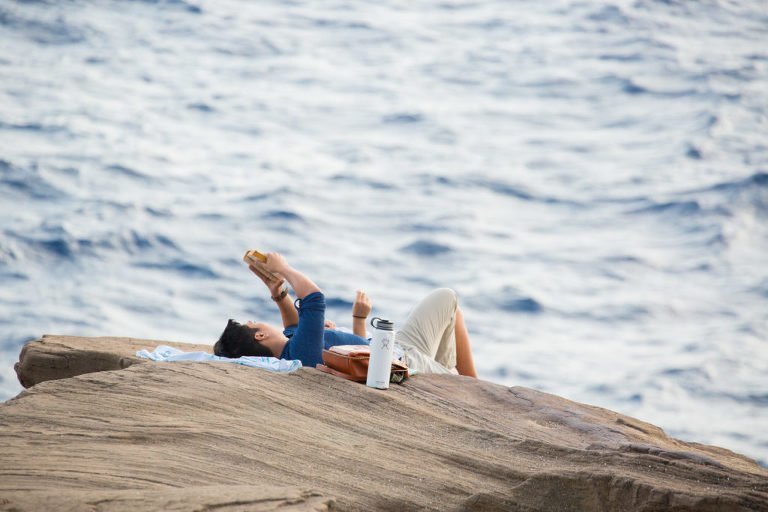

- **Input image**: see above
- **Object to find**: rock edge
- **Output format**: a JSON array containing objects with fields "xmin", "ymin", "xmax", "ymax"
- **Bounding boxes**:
[{"xmin": 2, "ymin": 335, "xmax": 767, "ymax": 512}]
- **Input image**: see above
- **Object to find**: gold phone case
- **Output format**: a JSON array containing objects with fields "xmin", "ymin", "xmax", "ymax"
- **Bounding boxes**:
[{"xmin": 243, "ymin": 250, "xmax": 282, "ymax": 282}]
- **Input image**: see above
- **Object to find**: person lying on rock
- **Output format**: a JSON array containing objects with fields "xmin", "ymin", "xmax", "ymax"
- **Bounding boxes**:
[{"xmin": 214, "ymin": 252, "xmax": 478, "ymax": 377}]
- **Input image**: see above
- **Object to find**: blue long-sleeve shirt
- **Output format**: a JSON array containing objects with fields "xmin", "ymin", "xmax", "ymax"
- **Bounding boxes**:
[{"xmin": 279, "ymin": 291, "xmax": 369, "ymax": 367}]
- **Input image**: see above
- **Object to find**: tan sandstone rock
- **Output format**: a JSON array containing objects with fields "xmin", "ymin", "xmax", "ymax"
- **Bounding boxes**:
[
  {"xmin": 13, "ymin": 334, "xmax": 211, "ymax": 388},
  {"xmin": 2, "ymin": 335, "xmax": 767, "ymax": 511}
]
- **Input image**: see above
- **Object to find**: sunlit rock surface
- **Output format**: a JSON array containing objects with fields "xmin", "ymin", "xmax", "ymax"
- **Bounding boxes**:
[{"xmin": 2, "ymin": 335, "xmax": 767, "ymax": 511}]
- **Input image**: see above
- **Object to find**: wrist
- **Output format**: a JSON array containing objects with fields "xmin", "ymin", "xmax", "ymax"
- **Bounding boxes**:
[{"xmin": 271, "ymin": 287, "xmax": 288, "ymax": 302}]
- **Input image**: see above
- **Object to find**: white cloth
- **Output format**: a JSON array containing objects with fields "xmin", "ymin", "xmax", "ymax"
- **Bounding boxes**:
[{"xmin": 136, "ymin": 345, "xmax": 302, "ymax": 372}]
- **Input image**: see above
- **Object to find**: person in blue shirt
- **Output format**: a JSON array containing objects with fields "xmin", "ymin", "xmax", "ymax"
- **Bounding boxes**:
[{"xmin": 214, "ymin": 252, "xmax": 477, "ymax": 377}]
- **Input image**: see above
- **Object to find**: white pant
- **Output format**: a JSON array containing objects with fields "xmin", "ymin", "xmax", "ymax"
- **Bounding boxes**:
[{"xmin": 395, "ymin": 288, "xmax": 458, "ymax": 374}]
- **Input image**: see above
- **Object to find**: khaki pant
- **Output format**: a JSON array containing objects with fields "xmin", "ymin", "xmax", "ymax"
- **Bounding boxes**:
[{"xmin": 395, "ymin": 288, "xmax": 458, "ymax": 374}]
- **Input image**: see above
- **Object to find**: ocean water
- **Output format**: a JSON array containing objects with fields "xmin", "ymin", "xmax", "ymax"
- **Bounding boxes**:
[{"xmin": 1, "ymin": 0, "xmax": 766, "ymax": 467}]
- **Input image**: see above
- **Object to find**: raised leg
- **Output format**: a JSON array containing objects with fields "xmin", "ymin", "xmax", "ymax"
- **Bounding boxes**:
[{"xmin": 454, "ymin": 307, "xmax": 477, "ymax": 378}]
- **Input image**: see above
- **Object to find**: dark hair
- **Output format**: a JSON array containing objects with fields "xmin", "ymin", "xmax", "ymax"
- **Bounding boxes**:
[{"xmin": 214, "ymin": 319, "xmax": 274, "ymax": 358}]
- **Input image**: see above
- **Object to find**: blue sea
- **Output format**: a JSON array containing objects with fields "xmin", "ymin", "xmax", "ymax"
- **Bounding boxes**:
[{"xmin": 1, "ymin": 0, "xmax": 766, "ymax": 467}]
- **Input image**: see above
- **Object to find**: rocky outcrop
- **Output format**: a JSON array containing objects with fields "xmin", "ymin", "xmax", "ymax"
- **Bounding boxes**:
[
  {"xmin": 13, "ymin": 334, "xmax": 211, "ymax": 388},
  {"xmin": 2, "ymin": 335, "xmax": 767, "ymax": 511}
]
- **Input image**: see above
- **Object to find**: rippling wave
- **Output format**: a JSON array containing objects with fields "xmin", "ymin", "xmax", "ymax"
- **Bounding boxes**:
[{"xmin": 1, "ymin": 0, "xmax": 767, "ymax": 467}]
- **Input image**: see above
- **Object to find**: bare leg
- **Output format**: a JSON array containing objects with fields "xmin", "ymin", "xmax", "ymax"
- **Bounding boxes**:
[{"xmin": 454, "ymin": 307, "xmax": 478, "ymax": 378}]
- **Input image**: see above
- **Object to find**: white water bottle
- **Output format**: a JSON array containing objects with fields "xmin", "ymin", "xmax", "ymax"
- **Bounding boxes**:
[{"xmin": 367, "ymin": 317, "xmax": 395, "ymax": 389}]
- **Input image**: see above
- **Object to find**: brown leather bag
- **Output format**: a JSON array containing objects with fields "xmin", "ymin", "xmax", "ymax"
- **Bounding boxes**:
[{"xmin": 316, "ymin": 345, "xmax": 409, "ymax": 383}]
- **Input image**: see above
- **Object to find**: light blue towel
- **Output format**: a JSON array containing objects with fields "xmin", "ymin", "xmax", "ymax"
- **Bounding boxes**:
[{"xmin": 136, "ymin": 345, "xmax": 302, "ymax": 372}]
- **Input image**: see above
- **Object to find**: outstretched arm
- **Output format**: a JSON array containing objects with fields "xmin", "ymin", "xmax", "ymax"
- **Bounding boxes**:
[
  {"xmin": 263, "ymin": 252, "xmax": 322, "ymax": 299},
  {"xmin": 248, "ymin": 265, "xmax": 299, "ymax": 328},
  {"xmin": 263, "ymin": 253, "xmax": 325, "ymax": 367},
  {"xmin": 352, "ymin": 290, "xmax": 371, "ymax": 338}
]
